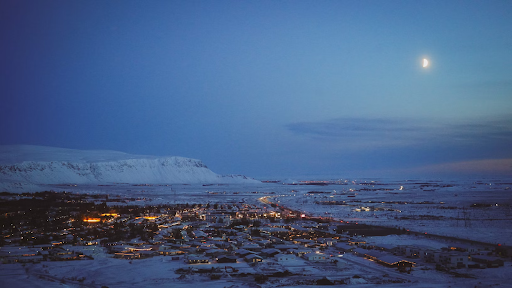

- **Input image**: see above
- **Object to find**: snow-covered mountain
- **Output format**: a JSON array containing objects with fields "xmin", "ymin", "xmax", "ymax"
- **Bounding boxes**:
[{"xmin": 0, "ymin": 145, "xmax": 258, "ymax": 191}]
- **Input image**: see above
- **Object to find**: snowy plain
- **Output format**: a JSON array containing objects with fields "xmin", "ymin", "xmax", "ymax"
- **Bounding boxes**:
[
  {"xmin": 1, "ymin": 244, "xmax": 511, "ymax": 288},
  {"xmin": 2, "ymin": 179, "xmax": 512, "ymax": 288},
  {"xmin": 1, "ymin": 146, "xmax": 512, "ymax": 287},
  {"xmin": 43, "ymin": 178, "xmax": 512, "ymax": 245}
]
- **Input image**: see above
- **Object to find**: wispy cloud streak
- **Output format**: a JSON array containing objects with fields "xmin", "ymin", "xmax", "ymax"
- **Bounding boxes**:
[
  {"xmin": 286, "ymin": 116, "xmax": 512, "ymax": 150},
  {"xmin": 412, "ymin": 158, "xmax": 512, "ymax": 175}
]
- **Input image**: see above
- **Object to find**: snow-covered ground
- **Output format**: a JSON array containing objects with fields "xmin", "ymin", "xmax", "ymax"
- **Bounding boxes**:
[
  {"xmin": 39, "ymin": 177, "xmax": 512, "ymax": 245},
  {"xmin": 2, "ymin": 176, "xmax": 512, "ymax": 287},
  {"xmin": 271, "ymin": 179, "xmax": 512, "ymax": 245},
  {"xmin": 2, "ymin": 249, "xmax": 511, "ymax": 288}
]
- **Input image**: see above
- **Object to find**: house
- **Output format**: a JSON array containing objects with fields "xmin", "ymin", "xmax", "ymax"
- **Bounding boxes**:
[
  {"xmin": 0, "ymin": 247, "xmax": 44, "ymax": 263},
  {"xmin": 448, "ymin": 244, "xmax": 484, "ymax": 254},
  {"xmin": 138, "ymin": 250, "xmax": 159, "ymax": 258},
  {"xmin": 372, "ymin": 243, "xmax": 396, "ymax": 252},
  {"xmin": 114, "ymin": 252, "xmax": 140, "ymax": 260},
  {"xmin": 470, "ymin": 255, "xmax": 504, "ymax": 268},
  {"xmin": 396, "ymin": 245, "xmax": 416, "ymax": 257},
  {"xmin": 260, "ymin": 227, "xmax": 291, "ymax": 237},
  {"xmin": 273, "ymin": 244, "xmax": 299, "ymax": 252},
  {"xmin": 317, "ymin": 238, "xmax": 337, "ymax": 246},
  {"xmin": 217, "ymin": 255, "xmax": 238, "ymax": 263},
  {"xmin": 83, "ymin": 240, "xmax": 98, "ymax": 246},
  {"xmin": 212, "ymin": 241, "xmax": 231, "ymax": 249},
  {"xmin": 348, "ymin": 239, "xmax": 366, "ymax": 246},
  {"xmin": 335, "ymin": 242, "xmax": 354, "ymax": 253},
  {"xmin": 128, "ymin": 239, "xmax": 145, "ymax": 246},
  {"xmin": 363, "ymin": 250, "xmax": 415, "ymax": 271},
  {"xmin": 16, "ymin": 255, "xmax": 43, "ymax": 263},
  {"xmin": 292, "ymin": 248, "xmax": 314, "ymax": 257},
  {"xmin": 49, "ymin": 247, "xmax": 74, "ymax": 257},
  {"xmin": 439, "ymin": 253, "xmax": 468, "ymax": 269},
  {"xmin": 421, "ymin": 249, "xmax": 439, "ymax": 263},
  {"xmin": 241, "ymin": 243, "xmax": 261, "ymax": 252},
  {"xmin": 186, "ymin": 255, "xmax": 210, "ymax": 264},
  {"xmin": 294, "ymin": 239, "xmax": 315, "ymax": 247},
  {"xmin": 204, "ymin": 249, "xmax": 225, "ymax": 257},
  {"xmin": 274, "ymin": 253, "xmax": 296, "ymax": 262},
  {"xmin": 302, "ymin": 252, "xmax": 326, "ymax": 261},
  {"xmin": 495, "ymin": 245, "xmax": 512, "ymax": 257},
  {"xmin": 170, "ymin": 243, "xmax": 191, "ymax": 250},
  {"xmin": 203, "ymin": 213, "xmax": 231, "ymax": 225},
  {"xmin": 236, "ymin": 249, "xmax": 255, "ymax": 257},
  {"xmin": 192, "ymin": 230, "xmax": 208, "ymax": 239},
  {"xmin": 260, "ymin": 248, "xmax": 281, "ymax": 258},
  {"xmin": 128, "ymin": 245, "xmax": 154, "ymax": 253},
  {"xmin": 255, "ymin": 240, "xmax": 271, "ymax": 247},
  {"xmin": 245, "ymin": 254, "xmax": 263, "ymax": 263},
  {"xmin": 352, "ymin": 248, "xmax": 369, "ymax": 257},
  {"xmin": 396, "ymin": 245, "xmax": 435, "ymax": 258},
  {"xmin": 160, "ymin": 249, "xmax": 185, "ymax": 256}
]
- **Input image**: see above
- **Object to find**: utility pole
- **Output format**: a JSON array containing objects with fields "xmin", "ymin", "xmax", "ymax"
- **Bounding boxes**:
[{"xmin": 462, "ymin": 207, "xmax": 471, "ymax": 228}]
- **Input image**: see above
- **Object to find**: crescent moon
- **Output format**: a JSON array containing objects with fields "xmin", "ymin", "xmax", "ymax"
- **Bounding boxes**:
[{"xmin": 422, "ymin": 58, "xmax": 429, "ymax": 68}]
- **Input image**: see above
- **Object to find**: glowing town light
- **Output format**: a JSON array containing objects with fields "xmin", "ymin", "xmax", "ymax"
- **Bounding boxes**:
[{"xmin": 83, "ymin": 218, "xmax": 101, "ymax": 223}]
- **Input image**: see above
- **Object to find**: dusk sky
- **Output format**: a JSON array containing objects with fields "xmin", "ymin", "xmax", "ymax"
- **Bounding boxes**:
[{"xmin": 1, "ymin": 0, "xmax": 511, "ymax": 178}]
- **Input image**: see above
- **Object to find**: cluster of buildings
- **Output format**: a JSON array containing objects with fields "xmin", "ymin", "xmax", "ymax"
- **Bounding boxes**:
[
  {"xmin": 0, "ymin": 191, "xmax": 508, "ymax": 277},
  {"xmin": 337, "ymin": 239, "xmax": 505, "ymax": 271},
  {"xmin": 0, "ymin": 244, "xmax": 90, "ymax": 263},
  {"xmin": 104, "ymin": 203, "xmax": 338, "ymax": 265},
  {"xmin": 105, "ymin": 202, "xmax": 507, "ymax": 274}
]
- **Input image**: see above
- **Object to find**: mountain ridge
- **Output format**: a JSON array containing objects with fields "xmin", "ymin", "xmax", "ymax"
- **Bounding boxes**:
[{"xmin": 0, "ymin": 145, "xmax": 258, "ymax": 191}]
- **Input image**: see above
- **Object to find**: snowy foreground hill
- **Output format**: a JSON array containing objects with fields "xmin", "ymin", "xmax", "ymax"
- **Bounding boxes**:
[{"xmin": 0, "ymin": 145, "xmax": 258, "ymax": 191}]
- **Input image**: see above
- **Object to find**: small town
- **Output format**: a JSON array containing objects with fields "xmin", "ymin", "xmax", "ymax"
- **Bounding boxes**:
[{"xmin": 1, "ymin": 191, "xmax": 510, "ymax": 286}]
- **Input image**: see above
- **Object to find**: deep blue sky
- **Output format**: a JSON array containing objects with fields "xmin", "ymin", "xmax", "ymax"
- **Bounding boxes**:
[{"xmin": 1, "ymin": 0, "xmax": 511, "ymax": 178}]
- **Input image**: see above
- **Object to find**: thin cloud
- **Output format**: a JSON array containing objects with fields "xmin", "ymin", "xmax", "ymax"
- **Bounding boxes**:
[
  {"xmin": 411, "ymin": 158, "xmax": 512, "ymax": 176},
  {"xmin": 286, "ymin": 116, "xmax": 512, "ymax": 149}
]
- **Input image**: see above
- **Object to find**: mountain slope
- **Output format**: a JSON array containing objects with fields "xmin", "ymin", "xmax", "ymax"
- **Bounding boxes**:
[{"xmin": 0, "ymin": 145, "xmax": 258, "ymax": 191}]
